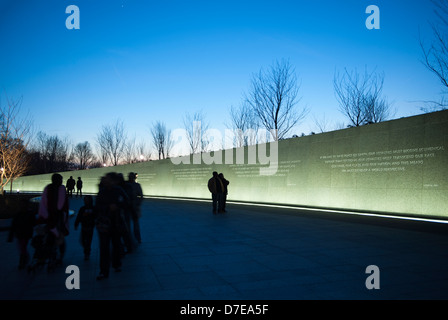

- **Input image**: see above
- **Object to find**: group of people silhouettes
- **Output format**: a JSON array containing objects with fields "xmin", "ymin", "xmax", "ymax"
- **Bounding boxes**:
[
  {"xmin": 8, "ymin": 170, "xmax": 231, "ymax": 279},
  {"xmin": 93, "ymin": 172, "xmax": 143, "ymax": 280},
  {"xmin": 66, "ymin": 176, "xmax": 83, "ymax": 197},
  {"xmin": 7, "ymin": 175, "xmax": 71, "ymax": 270},
  {"xmin": 207, "ymin": 171, "xmax": 229, "ymax": 214},
  {"xmin": 7, "ymin": 172, "xmax": 143, "ymax": 280}
]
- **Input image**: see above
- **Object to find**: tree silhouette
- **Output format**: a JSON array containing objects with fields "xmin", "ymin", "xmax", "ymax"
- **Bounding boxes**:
[
  {"xmin": 150, "ymin": 121, "xmax": 173, "ymax": 160},
  {"xmin": 182, "ymin": 111, "xmax": 210, "ymax": 153},
  {"xmin": 72, "ymin": 141, "xmax": 95, "ymax": 169},
  {"xmin": 420, "ymin": 0, "xmax": 448, "ymax": 110},
  {"xmin": 0, "ymin": 95, "xmax": 32, "ymax": 193},
  {"xmin": 334, "ymin": 67, "xmax": 392, "ymax": 127},
  {"xmin": 245, "ymin": 59, "xmax": 308, "ymax": 140},
  {"xmin": 96, "ymin": 120, "xmax": 127, "ymax": 166}
]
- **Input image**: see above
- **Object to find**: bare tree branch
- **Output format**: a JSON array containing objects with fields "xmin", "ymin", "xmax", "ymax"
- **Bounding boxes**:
[
  {"xmin": 96, "ymin": 119, "xmax": 127, "ymax": 166},
  {"xmin": 72, "ymin": 141, "xmax": 95, "ymax": 170},
  {"xmin": 334, "ymin": 67, "xmax": 391, "ymax": 127},
  {"xmin": 0, "ymin": 94, "xmax": 33, "ymax": 192},
  {"xmin": 226, "ymin": 102, "xmax": 259, "ymax": 147},
  {"xmin": 182, "ymin": 111, "xmax": 210, "ymax": 153},
  {"xmin": 313, "ymin": 114, "xmax": 332, "ymax": 133},
  {"xmin": 150, "ymin": 121, "xmax": 173, "ymax": 160},
  {"xmin": 31, "ymin": 131, "xmax": 72, "ymax": 172},
  {"xmin": 419, "ymin": 0, "xmax": 448, "ymax": 111},
  {"xmin": 136, "ymin": 140, "xmax": 151, "ymax": 161},
  {"xmin": 245, "ymin": 59, "xmax": 308, "ymax": 140},
  {"xmin": 123, "ymin": 135, "xmax": 137, "ymax": 164}
]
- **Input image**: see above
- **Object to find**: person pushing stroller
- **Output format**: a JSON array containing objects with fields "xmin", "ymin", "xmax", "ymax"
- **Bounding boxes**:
[{"xmin": 30, "ymin": 173, "xmax": 70, "ymax": 271}]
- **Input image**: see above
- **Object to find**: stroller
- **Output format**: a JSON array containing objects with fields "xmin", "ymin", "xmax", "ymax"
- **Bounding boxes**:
[{"xmin": 27, "ymin": 224, "xmax": 60, "ymax": 273}]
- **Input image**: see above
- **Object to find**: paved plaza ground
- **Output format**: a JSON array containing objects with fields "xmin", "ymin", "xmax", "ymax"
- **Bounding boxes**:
[{"xmin": 1, "ymin": 196, "xmax": 448, "ymax": 302}]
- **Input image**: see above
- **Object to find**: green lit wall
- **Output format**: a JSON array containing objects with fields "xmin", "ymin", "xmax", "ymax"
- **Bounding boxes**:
[{"xmin": 11, "ymin": 110, "xmax": 448, "ymax": 219}]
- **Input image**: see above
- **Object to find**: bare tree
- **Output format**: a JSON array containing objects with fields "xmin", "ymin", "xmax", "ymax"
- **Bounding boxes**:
[
  {"xmin": 313, "ymin": 114, "xmax": 332, "ymax": 133},
  {"xmin": 420, "ymin": 0, "xmax": 448, "ymax": 110},
  {"xmin": 334, "ymin": 67, "xmax": 391, "ymax": 127},
  {"xmin": 32, "ymin": 131, "xmax": 72, "ymax": 173},
  {"xmin": 182, "ymin": 111, "xmax": 210, "ymax": 153},
  {"xmin": 245, "ymin": 59, "xmax": 308, "ymax": 140},
  {"xmin": 123, "ymin": 135, "xmax": 137, "ymax": 164},
  {"xmin": 150, "ymin": 121, "xmax": 173, "ymax": 160},
  {"xmin": 136, "ymin": 140, "xmax": 151, "ymax": 162},
  {"xmin": 0, "ymin": 95, "xmax": 32, "ymax": 193},
  {"xmin": 96, "ymin": 120, "xmax": 127, "ymax": 166},
  {"xmin": 227, "ymin": 102, "xmax": 259, "ymax": 147},
  {"xmin": 97, "ymin": 141, "xmax": 109, "ymax": 167},
  {"xmin": 419, "ymin": 96, "xmax": 448, "ymax": 113},
  {"xmin": 363, "ymin": 93, "xmax": 392, "ymax": 124},
  {"xmin": 72, "ymin": 141, "xmax": 95, "ymax": 170}
]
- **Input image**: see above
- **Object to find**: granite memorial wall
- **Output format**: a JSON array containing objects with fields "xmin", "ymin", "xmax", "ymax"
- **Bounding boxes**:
[{"xmin": 12, "ymin": 110, "xmax": 448, "ymax": 218}]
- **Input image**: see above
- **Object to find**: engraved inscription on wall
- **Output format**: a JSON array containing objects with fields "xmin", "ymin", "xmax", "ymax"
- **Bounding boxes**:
[
  {"xmin": 319, "ymin": 146, "xmax": 445, "ymax": 173},
  {"xmin": 229, "ymin": 160, "xmax": 301, "ymax": 178}
]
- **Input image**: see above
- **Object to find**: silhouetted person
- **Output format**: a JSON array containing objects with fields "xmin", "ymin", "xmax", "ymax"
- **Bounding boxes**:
[
  {"xmin": 74, "ymin": 195, "xmax": 95, "ymax": 260},
  {"xmin": 76, "ymin": 177, "xmax": 83, "ymax": 197},
  {"xmin": 8, "ymin": 197, "xmax": 36, "ymax": 269},
  {"xmin": 218, "ymin": 173, "xmax": 229, "ymax": 213},
  {"xmin": 125, "ymin": 172, "xmax": 144, "ymax": 244},
  {"xmin": 66, "ymin": 176, "xmax": 76, "ymax": 197},
  {"xmin": 207, "ymin": 171, "xmax": 224, "ymax": 214},
  {"xmin": 116, "ymin": 173, "xmax": 134, "ymax": 254},
  {"xmin": 38, "ymin": 173, "xmax": 70, "ymax": 265},
  {"xmin": 94, "ymin": 172, "xmax": 128, "ymax": 280}
]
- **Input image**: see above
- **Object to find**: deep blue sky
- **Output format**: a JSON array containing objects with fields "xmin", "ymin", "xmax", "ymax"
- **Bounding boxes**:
[{"xmin": 0, "ymin": 0, "xmax": 443, "ymax": 153}]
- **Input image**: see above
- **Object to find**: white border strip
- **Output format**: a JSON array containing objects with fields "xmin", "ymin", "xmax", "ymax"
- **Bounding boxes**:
[{"xmin": 146, "ymin": 196, "xmax": 448, "ymax": 225}]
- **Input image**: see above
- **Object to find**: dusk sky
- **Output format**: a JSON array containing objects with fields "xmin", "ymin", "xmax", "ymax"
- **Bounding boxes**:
[{"xmin": 0, "ymin": 0, "xmax": 444, "ymax": 154}]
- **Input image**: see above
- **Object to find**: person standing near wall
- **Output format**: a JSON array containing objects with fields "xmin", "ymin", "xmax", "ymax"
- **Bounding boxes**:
[
  {"xmin": 76, "ymin": 177, "xmax": 83, "ymax": 197},
  {"xmin": 125, "ymin": 172, "xmax": 144, "ymax": 244},
  {"xmin": 207, "ymin": 171, "xmax": 224, "ymax": 214},
  {"xmin": 218, "ymin": 173, "xmax": 229, "ymax": 213},
  {"xmin": 66, "ymin": 176, "xmax": 75, "ymax": 197}
]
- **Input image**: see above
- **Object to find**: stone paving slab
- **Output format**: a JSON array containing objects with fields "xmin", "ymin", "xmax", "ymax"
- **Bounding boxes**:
[{"xmin": 1, "ymin": 196, "xmax": 448, "ymax": 302}]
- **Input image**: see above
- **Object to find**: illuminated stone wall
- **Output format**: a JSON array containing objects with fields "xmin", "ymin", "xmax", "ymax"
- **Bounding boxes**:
[{"xmin": 12, "ymin": 110, "xmax": 448, "ymax": 218}]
